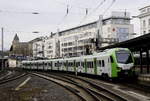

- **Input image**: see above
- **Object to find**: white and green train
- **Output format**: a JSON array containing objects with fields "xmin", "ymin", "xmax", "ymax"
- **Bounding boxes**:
[{"xmin": 22, "ymin": 48, "xmax": 135, "ymax": 78}]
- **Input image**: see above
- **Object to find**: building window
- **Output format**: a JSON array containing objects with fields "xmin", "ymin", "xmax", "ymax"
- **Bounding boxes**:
[
  {"xmin": 148, "ymin": 19, "xmax": 150, "ymax": 26},
  {"xmin": 108, "ymin": 27, "xmax": 111, "ymax": 33},
  {"xmin": 116, "ymin": 28, "xmax": 129, "ymax": 42},
  {"xmin": 143, "ymin": 20, "xmax": 146, "ymax": 28},
  {"xmin": 147, "ymin": 8, "xmax": 150, "ymax": 12}
]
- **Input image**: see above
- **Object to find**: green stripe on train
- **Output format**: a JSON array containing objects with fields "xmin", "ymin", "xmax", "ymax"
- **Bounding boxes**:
[
  {"xmin": 111, "ymin": 49, "xmax": 121, "ymax": 78},
  {"xmin": 85, "ymin": 59, "xmax": 87, "ymax": 73},
  {"xmin": 111, "ymin": 50, "xmax": 118, "ymax": 78},
  {"xmin": 94, "ymin": 58, "xmax": 97, "ymax": 75},
  {"xmin": 74, "ymin": 60, "xmax": 76, "ymax": 72}
]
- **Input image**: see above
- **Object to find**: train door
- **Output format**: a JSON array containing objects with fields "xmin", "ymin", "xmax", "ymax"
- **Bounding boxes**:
[
  {"xmin": 86, "ymin": 57, "xmax": 94, "ymax": 74},
  {"xmin": 59, "ymin": 60, "xmax": 63, "ymax": 71},
  {"xmin": 53, "ymin": 61, "xmax": 57, "ymax": 70},
  {"xmin": 96, "ymin": 58, "xmax": 102, "ymax": 75},
  {"xmin": 32, "ymin": 62, "xmax": 35, "ymax": 70},
  {"xmin": 68, "ymin": 60, "xmax": 74, "ymax": 72},
  {"xmin": 39, "ymin": 61, "xmax": 43, "ymax": 70},
  {"xmin": 80, "ymin": 58, "xmax": 85, "ymax": 73},
  {"xmin": 47, "ymin": 61, "xmax": 51, "ymax": 70},
  {"xmin": 96, "ymin": 57, "xmax": 106, "ymax": 76},
  {"xmin": 101, "ymin": 57, "xmax": 111, "ymax": 77},
  {"xmin": 76, "ymin": 60, "xmax": 80, "ymax": 73},
  {"xmin": 42, "ymin": 61, "xmax": 44, "ymax": 70},
  {"xmin": 44, "ymin": 61, "xmax": 48, "ymax": 71},
  {"xmin": 52, "ymin": 60, "xmax": 56, "ymax": 71},
  {"xmin": 65, "ymin": 60, "xmax": 68, "ymax": 71},
  {"xmin": 62, "ymin": 60, "xmax": 66, "ymax": 71}
]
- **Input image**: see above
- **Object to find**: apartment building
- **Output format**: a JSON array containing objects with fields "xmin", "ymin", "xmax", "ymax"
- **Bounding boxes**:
[
  {"xmin": 32, "ymin": 11, "xmax": 134, "ymax": 58},
  {"xmin": 139, "ymin": 5, "xmax": 150, "ymax": 35}
]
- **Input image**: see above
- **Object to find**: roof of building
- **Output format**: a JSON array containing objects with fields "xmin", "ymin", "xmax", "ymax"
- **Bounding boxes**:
[
  {"xmin": 58, "ymin": 16, "xmax": 130, "ymax": 36},
  {"xmin": 139, "ymin": 5, "xmax": 150, "ymax": 10},
  {"xmin": 59, "ymin": 21, "xmax": 97, "ymax": 35},
  {"xmin": 29, "ymin": 37, "xmax": 43, "ymax": 43},
  {"xmin": 13, "ymin": 34, "xmax": 19, "ymax": 41}
]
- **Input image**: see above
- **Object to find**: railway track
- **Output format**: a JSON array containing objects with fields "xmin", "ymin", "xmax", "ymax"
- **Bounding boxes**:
[
  {"xmin": 58, "ymin": 73, "xmax": 147, "ymax": 101},
  {"xmin": 0, "ymin": 71, "xmax": 12, "ymax": 80},
  {"xmin": 52, "ymin": 73, "xmax": 128, "ymax": 101},
  {"xmin": 31, "ymin": 72, "xmax": 99, "ymax": 101},
  {"xmin": 0, "ymin": 72, "xmax": 27, "ymax": 85},
  {"xmin": 119, "ymin": 81, "xmax": 150, "ymax": 94},
  {"xmin": 31, "ymin": 72, "xmax": 130, "ymax": 101}
]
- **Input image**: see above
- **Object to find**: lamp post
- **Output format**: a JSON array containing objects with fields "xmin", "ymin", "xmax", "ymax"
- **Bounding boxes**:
[{"xmin": 1, "ymin": 28, "xmax": 4, "ymax": 71}]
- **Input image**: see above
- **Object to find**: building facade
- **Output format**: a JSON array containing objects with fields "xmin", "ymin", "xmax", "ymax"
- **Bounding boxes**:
[
  {"xmin": 58, "ymin": 11, "xmax": 133, "ymax": 57},
  {"xmin": 59, "ymin": 22, "xmax": 97, "ymax": 57},
  {"xmin": 102, "ymin": 12, "xmax": 134, "ymax": 42},
  {"xmin": 31, "ymin": 11, "xmax": 134, "ymax": 59},
  {"xmin": 139, "ymin": 5, "xmax": 150, "ymax": 35},
  {"xmin": 32, "ymin": 37, "xmax": 45, "ymax": 58},
  {"xmin": 44, "ymin": 36, "xmax": 58, "ymax": 58},
  {"xmin": 10, "ymin": 34, "xmax": 33, "ymax": 57}
]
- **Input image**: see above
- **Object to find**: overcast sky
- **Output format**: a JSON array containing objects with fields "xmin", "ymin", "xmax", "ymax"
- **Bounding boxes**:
[{"xmin": 0, "ymin": 0, "xmax": 150, "ymax": 50}]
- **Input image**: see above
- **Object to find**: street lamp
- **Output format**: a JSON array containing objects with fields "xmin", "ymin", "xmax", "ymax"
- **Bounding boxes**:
[
  {"xmin": 1, "ymin": 28, "xmax": 4, "ymax": 71},
  {"xmin": 32, "ymin": 31, "xmax": 39, "ymax": 33},
  {"xmin": 32, "ymin": 12, "xmax": 39, "ymax": 14}
]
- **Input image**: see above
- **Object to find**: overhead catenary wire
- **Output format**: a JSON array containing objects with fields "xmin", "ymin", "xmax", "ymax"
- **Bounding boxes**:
[
  {"xmin": 0, "ymin": 9, "xmax": 40, "ymax": 14},
  {"xmin": 78, "ymin": 0, "xmax": 106, "ymax": 25},
  {"xmin": 103, "ymin": 0, "xmax": 116, "ymax": 16},
  {"xmin": 57, "ymin": 4, "xmax": 70, "ymax": 29}
]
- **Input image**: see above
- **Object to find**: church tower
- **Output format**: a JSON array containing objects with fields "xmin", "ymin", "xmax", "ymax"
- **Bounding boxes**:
[{"xmin": 13, "ymin": 34, "xmax": 19, "ymax": 44}]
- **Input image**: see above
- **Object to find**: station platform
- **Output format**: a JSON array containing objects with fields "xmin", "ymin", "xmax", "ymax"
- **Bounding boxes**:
[{"xmin": 138, "ymin": 74, "xmax": 150, "ymax": 87}]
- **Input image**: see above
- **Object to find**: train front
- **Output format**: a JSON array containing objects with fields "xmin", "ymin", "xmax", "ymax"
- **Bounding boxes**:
[{"xmin": 113, "ymin": 49, "xmax": 135, "ymax": 78}]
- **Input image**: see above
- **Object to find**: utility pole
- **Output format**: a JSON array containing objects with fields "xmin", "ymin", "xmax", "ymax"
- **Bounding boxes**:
[
  {"xmin": 1, "ymin": 28, "xmax": 4, "ymax": 71},
  {"xmin": 96, "ymin": 15, "xmax": 103, "ymax": 50}
]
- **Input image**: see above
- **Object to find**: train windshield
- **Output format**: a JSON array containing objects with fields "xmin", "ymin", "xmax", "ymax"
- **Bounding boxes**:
[{"xmin": 116, "ymin": 50, "xmax": 133, "ymax": 64}]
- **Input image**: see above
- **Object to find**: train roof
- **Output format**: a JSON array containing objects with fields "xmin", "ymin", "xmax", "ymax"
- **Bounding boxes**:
[{"xmin": 22, "ymin": 48, "xmax": 130, "ymax": 63}]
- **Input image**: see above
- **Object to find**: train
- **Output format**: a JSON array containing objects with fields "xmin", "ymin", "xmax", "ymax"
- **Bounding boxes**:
[{"xmin": 21, "ymin": 48, "xmax": 135, "ymax": 78}]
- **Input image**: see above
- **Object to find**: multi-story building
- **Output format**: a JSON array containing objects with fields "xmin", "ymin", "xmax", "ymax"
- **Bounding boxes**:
[
  {"xmin": 59, "ymin": 22, "xmax": 97, "ymax": 57},
  {"xmin": 58, "ymin": 11, "xmax": 133, "ymax": 57},
  {"xmin": 32, "ymin": 37, "xmax": 45, "ymax": 58},
  {"xmin": 102, "ymin": 12, "xmax": 134, "ymax": 42},
  {"xmin": 44, "ymin": 36, "xmax": 58, "ymax": 58},
  {"xmin": 139, "ymin": 5, "xmax": 150, "ymax": 35},
  {"xmin": 10, "ymin": 34, "xmax": 35, "ymax": 58},
  {"xmin": 31, "ymin": 11, "xmax": 133, "ymax": 59}
]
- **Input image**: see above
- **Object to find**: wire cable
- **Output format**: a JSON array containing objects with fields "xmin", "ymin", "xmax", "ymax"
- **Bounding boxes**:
[
  {"xmin": 103, "ymin": 0, "xmax": 116, "ymax": 16},
  {"xmin": 78, "ymin": 0, "xmax": 106, "ymax": 25}
]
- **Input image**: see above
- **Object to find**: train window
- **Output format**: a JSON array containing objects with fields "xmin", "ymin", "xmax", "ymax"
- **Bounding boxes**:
[
  {"xmin": 66, "ymin": 61, "xmax": 68, "ymax": 67},
  {"xmin": 87, "ymin": 62, "xmax": 89, "ymax": 68},
  {"xmin": 55, "ymin": 63, "xmax": 58, "ymax": 67},
  {"xmin": 64, "ymin": 61, "xmax": 68, "ymax": 67},
  {"xmin": 44, "ymin": 62, "xmax": 47, "ymax": 66},
  {"xmin": 87, "ymin": 61, "xmax": 93, "ymax": 68},
  {"xmin": 102, "ymin": 60, "xmax": 105, "ymax": 67},
  {"xmin": 68, "ymin": 62, "xmax": 73, "ymax": 67},
  {"xmin": 81, "ymin": 62, "xmax": 84, "ymax": 67},
  {"xmin": 57, "ymin": 61, "xmax": 61, "ymax": 67},
  {"xmin": 76, "ymin": 62, "xmax": 80, "ymax": 67},
  {"xmin": 91, "ymin": 62, "xmax": 93, "ymax": 68},
  {"xmin": 63, "ymin": 62, "xmax": 66, "ymax": 66},
  {"xmin": 110, "ymin": 56, "xmax": 114, "ymax": 63},
  {"xmin": 97, "ymin": 60, "xmax": 101, "ymax": 67},
  {"xmin": 48, "ymin": 63, "xmax": 52, "ymax": 66}
]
